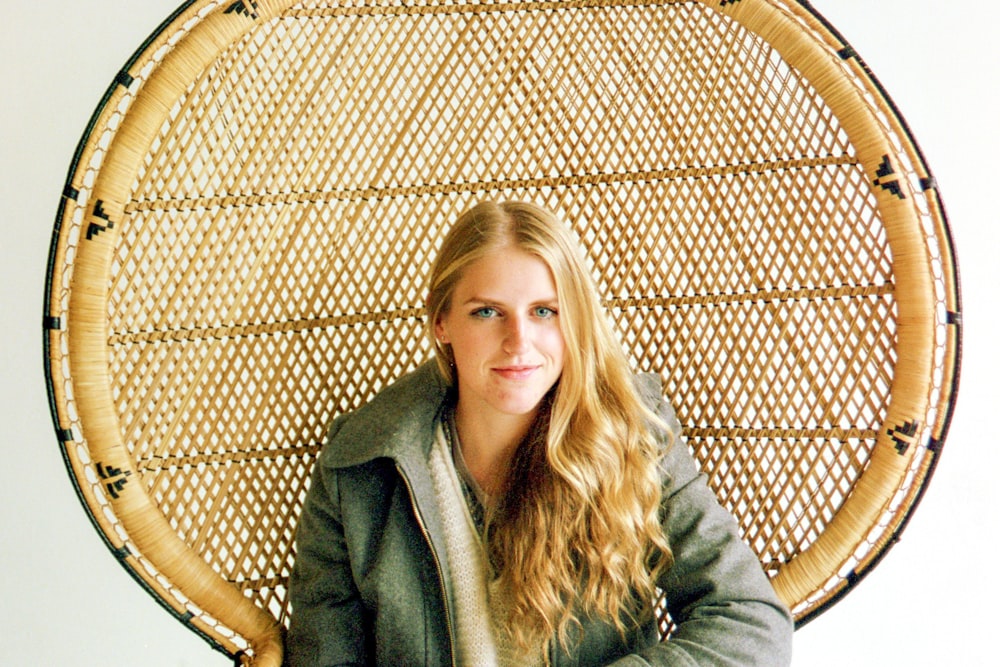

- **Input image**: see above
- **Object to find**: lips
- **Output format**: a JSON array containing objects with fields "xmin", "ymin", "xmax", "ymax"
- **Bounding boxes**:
[{"xmin": 492, "ymin": 365, "xmax": 540, "ymax": 381}]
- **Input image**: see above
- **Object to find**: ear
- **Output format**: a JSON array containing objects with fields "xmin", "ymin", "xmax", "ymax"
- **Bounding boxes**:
[
  {"xmin": 427, "ymin": 293, "xmax": 447, "ymax": 343},
  {"xmin": 434, "ymin": 317, "xmax": 449, "ymax": 344}
]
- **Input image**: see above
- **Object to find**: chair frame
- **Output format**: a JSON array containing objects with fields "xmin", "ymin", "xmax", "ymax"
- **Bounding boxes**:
[{"xmin": 44, "ymin": 1, "xmax": 961, "ymax": 664}]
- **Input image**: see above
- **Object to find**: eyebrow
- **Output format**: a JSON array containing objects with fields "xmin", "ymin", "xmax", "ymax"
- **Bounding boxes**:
[{"xmin": 460, "ymin": 295, "xmax": 559, "ymax": 307}]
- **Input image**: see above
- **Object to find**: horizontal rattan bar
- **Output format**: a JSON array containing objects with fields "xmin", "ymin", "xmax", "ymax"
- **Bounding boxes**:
[
  {"xmin": 107, "ymin": 282, "xmax": 892, "ymax": 346},
  {"xmin": 234, "ymin": 576, "xmax": 288, "ymax": 593},
  {"xmin": 136, "ymin": 444, "xmax": 321, "ymax": 472},
  {"xmin": 605, "ymin": 283, "xmax": 894, "ymax": 310},
  {"xmin": 686, "ymin": 427, "xmax": 879, "ymax": 440},
  {"xmin": 108, "ymin": 308, "xmax": 427, "ymax": 345},
  {"xmin": 285, "ymin": 0, "xmax": 692, "ymax": 20},
  {"xmin": 134, "ymin": 431, "xmax": 879, "ymax": 475},
  {"xmin": 123, "ymin": 156, "xmax": 858, "ymax": 213}
]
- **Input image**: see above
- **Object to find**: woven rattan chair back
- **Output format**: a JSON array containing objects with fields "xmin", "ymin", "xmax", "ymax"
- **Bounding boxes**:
[{"xmin": 44, "ymin": 1, "xmax": 960, "ymax": 664}]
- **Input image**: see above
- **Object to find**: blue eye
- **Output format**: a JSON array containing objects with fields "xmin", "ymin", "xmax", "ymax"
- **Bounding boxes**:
[
  {"xmin": 534, "ymin": 306, "xmax": 557, "ymax": 318},
  {"xmin": 471, "ymin": 307, "xmax": 498, "ymax": 319}
]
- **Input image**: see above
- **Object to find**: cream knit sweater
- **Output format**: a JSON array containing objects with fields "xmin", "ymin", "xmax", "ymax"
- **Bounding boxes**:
[{"xmin": 428, "ymin": 423, "xmax": 544, "ymax": 666}]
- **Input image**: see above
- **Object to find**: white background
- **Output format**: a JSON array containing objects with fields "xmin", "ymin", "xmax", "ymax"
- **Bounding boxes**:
[{"xmin": 2, "ymin": 1, "xmax": 996, "ymax": 665}]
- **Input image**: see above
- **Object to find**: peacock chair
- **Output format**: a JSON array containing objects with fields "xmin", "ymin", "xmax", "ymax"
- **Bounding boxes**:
[{"xmin": 43, "ymin": 0, "xmax": 961, "ymax": 664}]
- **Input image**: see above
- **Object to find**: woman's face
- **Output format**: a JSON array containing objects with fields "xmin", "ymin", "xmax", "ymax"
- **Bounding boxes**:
[{"xmin": 435, "ymin": 244, "xmax": 565, "ymax": 425}]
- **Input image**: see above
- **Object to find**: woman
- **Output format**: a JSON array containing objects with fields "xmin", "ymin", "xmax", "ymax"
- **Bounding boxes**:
[{"xmin": 286, "ymin": 201, "xmax": 793, "ymax": 666}]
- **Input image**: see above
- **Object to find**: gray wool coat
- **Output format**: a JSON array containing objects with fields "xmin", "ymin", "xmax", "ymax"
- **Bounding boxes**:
[{"xmin": 286, "ymin": 362, "xmax": 793, "ymax": 666}]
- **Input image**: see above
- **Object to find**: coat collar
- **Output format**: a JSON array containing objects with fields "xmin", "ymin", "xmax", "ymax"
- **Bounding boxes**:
[{"xmin": 318, "ymin": 361, "xmax": 451, "ymax": 470}]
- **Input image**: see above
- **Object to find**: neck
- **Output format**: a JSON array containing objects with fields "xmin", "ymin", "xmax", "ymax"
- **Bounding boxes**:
[{"xmin": 453, "ymin": 403, "xmax": 534, "ymax": 496}]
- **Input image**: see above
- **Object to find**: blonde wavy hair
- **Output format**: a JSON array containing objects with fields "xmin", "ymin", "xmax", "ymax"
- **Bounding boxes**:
[{"xmin": 426, "ymin": 201, "xmax": 674, "ymax": 655}]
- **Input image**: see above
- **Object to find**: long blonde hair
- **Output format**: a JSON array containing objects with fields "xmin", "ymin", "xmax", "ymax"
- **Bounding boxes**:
[{"xmin": 426, "ymin": 201, "xmax": 673, "ymax": 653}]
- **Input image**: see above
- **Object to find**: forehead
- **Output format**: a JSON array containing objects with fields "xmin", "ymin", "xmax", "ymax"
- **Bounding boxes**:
[{"xmin": 453, "ymin": 245, "xmax": 558, "ymax": 300}]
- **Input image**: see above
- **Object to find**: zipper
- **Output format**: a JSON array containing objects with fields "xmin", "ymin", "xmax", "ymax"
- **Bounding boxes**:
[{"xmin": 395, "ymin": 462, "xmax": 458, "ymax": 667}]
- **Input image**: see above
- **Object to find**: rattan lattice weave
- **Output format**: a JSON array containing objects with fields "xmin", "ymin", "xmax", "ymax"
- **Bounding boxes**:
[{"xmin": 44, "ymin": 1, "xmax": 960, "ymax": 664}]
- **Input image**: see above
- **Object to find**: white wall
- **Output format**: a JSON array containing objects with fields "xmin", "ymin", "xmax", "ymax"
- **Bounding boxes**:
[{"xmin": 2, "ymin": 1, "xmax": 995, "ymax": 664}]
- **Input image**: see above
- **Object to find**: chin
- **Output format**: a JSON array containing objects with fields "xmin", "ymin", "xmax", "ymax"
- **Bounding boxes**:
[{"xmin": 493, "ymin": 391, "xmax": 550, "ymax": 417}]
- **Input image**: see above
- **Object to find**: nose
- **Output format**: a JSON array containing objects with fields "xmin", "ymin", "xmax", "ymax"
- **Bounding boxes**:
[{"xmin": 502, "ymin": 314, "xmax": 530, "ymax": 354}]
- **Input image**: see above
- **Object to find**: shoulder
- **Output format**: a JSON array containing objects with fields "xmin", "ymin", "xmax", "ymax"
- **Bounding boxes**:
[
  {"xmin": 318, "ymin": 361, "xmax": 450, "ymax": 468},
  {"xmin": 632, "ymin": 371, "xmax": 700, "ymax": 493},
  {"xmin": 634, "ymin": 371, "xmax": 683, "ymax": 441}
]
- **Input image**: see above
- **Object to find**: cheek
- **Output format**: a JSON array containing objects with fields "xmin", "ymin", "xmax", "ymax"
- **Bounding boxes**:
[
  {"xmin": 541, "ymin": 326, "xmax": 566, "ymax": 358},
  {"xmin": 449, "ymin": 326, "xmax": 491, "ymax": 361}
]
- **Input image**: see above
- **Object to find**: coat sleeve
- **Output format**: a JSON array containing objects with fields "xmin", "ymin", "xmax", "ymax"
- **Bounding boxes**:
[
  {"xmin": 285, "ymin": 418, "xmax": 370, "ymax": 667},
  {"xmin": 610, "ymin": 400, "xmax": 794, "ymax": 667}
]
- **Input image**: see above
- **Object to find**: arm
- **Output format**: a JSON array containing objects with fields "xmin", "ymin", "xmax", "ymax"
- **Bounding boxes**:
[
  {"xmin": 286, "ymin": 426, "xmax": 370, "ymax": 667},
  {"xmin": 612, "ymin": 402, "xmax": 794, "ymax": 666}
]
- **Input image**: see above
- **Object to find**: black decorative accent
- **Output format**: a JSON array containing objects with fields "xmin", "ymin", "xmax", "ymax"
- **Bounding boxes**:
[
  {"xmin": 86, "ymin": 199, "xmax": 115, "ymax": 240},
  {"xmin": 224, "ymin": 0, "xmax": 259, "ymax": 19},
  {"xmin": 887, "ymin": 420, "xmax": 919, "ymax": 456},
  {"xmin": 947, "ymin": 311, "xmax": 961, "ymax": 325},
  {"xmin": 58, "ymin": 428, "xmax": 74, "ymax": 442},
  {"xmin": 113, "ymin": 545, "xmax": 132, "ymax": 559},
  {"xmin": 846, "ymin": 569, "xmax": 859, "ymax": 587},
  {"xmin": 86, "ymin": 222, "xmax": 110, "ymax": 240},
  {"xmin": 96, "ymin": 462, "xmax": 133, "ymax": 499},
  {"xmin": 920, "ymin": 176, "xmax": 937, "ymax": 191},
  {"xmin": 880, "ymin": 180, "xmax": 905, "ymax": 198},
  {"xmin": 44, "ymin": 315, "xmax": 62, "ymax": 330},
  {"xmin": 62, "ymin": 184, "xmax": 80, "ymax": 201},
  {"xmin": 872, "ymin": 154, "xmax": 906, "ymax": 200},
  {"xmin": 115, "ymin": 70, "xmax": 135, "ymax": 89},
  {"xmin": 927, "ymin": 437, "xmax": 942, "ymax": 453},
  {"xmin": 837, "ymin": 46, "xmax": 857, "ymax": 60},
  {"xmin": 875, "ymin": 156, "xmax": 893, "ymax": 178},
  {"xmin": 92, "ymin": 199, "xmax": 111, "ymax": 221}
]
